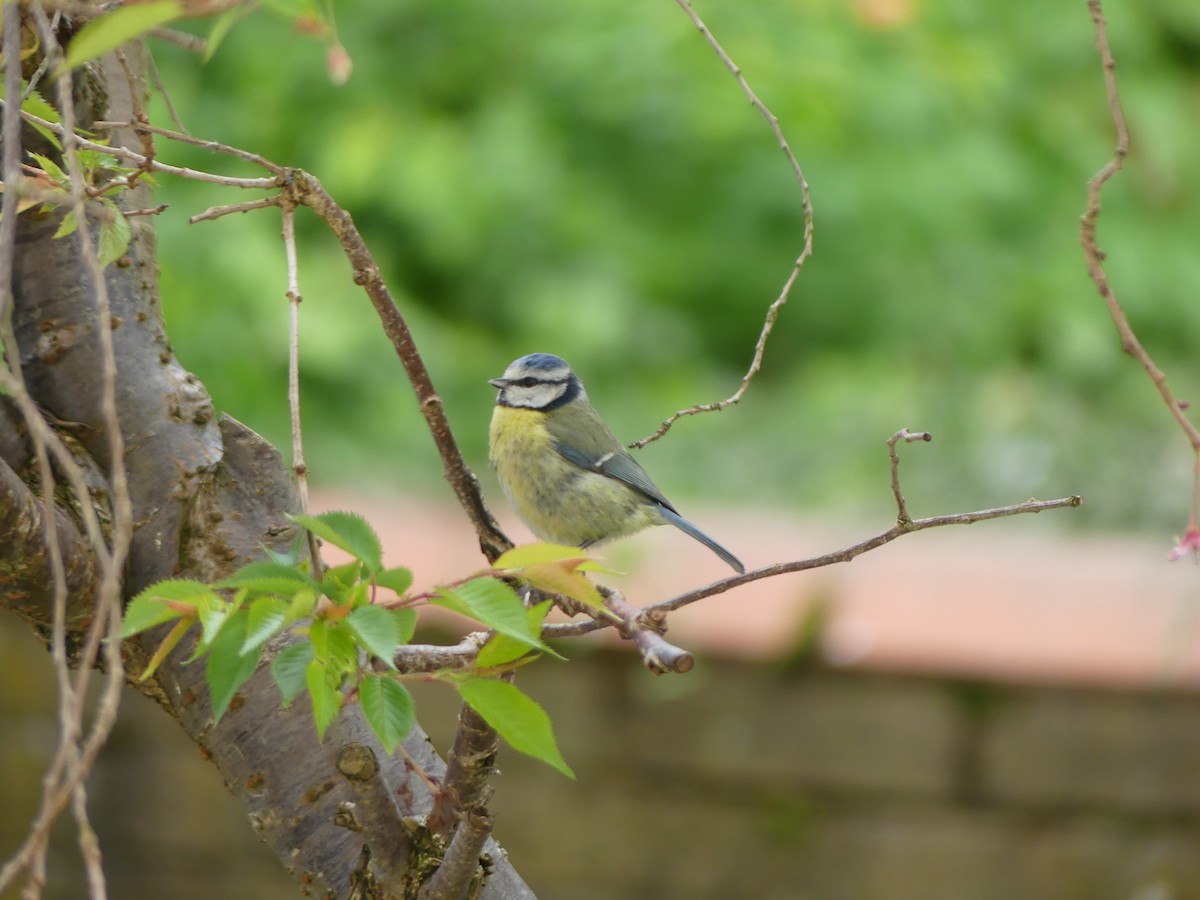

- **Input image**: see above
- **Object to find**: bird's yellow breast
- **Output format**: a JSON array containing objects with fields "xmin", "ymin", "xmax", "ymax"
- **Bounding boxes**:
[{"xmin": 488, "ymin": 405, "xmax": 655, "ymax": 546}]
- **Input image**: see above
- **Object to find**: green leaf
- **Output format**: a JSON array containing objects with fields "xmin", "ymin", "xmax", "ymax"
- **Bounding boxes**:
[
  {"xmin": 134, "ymin": 617, "xmax": 192, "ymax": 682},
  {"xmin": 359, "ymin": 675, "xmax": 415, "ymax": 751},
  {"xmin": 306, "ymin": 659, "xmax": 343, "ymax": 740},
  {"xmin": 287, "ymin": 588, "xmax": 318, "ymax": 624},
  {"xmin": 121, "ymin": 594, "xmax": 183, "ymax": 639},
  {"xmin": 194, "ymin": 593, "xmax": 233, "ymax": 653},
  {"xmin": 494, "ymin": 542, "xmax": 590, "ymax": 570},
  {"xmin": 96, "ymin": 199, "xmax": 131, "ymax": 269},
  {"xmin": 290, "ymin": 511, "xmax": 383, "ymax": 573},
  {"xmin": 62, "ymin": 1, "xmax": 183, "ymax": 72},
  {"xmin": 271, "ymin": 641, "xmax": 314, "ymax": 706},
  {"xmin": 392, "ymin": 608, "xmax": 417, "ymax": 645},
  {"xmin": 216, "ymin": 560, "xmax": 319, "ymax": 597},
  {"xmin": 122, "ymin": 579, "xmax": 215, "ymax": 638},
  {"xmin": 28, "ymin": 152, "xmax": 68, "ymax": 187},
  {"xmin": 321, "ymin": 560, "xmax": 364, "ymax": 601},
  {"xmin": 345, "ymin": 604, "xmax": 401, "ymax": 669},
  {"xmin": 432, "ymin": 577, "xmax": 544, "ymax": 652},
  {"xmin": 204, "ymin": 4, "xmax": 252, "ymax": 62},
  {"xmin": 52, "ymin": 210, "xmax": 78, "ymax": 240},
  {"xmin": 20, "ymin": 92, "xmax": 61, "ymax": 150},
  {"xmin": 375, "ymin": 566, "xmax": 413, "ymax": 596},
  {"xmin": 242, "ymin": 596, "xmax": 290, "ymax": 655},
  {"xmin": 309, "ymin": 618, "xmax": 358, "ymax": 679},
  {"xmin": 475, "ymin": 601, "xmax": 559, "ymax": 669},
  {"xmin": 458, "ymin": 678, "xmax": 574, "ymax": 778},
  {"xmin": 519, "ymin": 561, "xmax": 605, "ymax": 611},
  {"xmin": 206, "ymin": 611, "xmax": 262, "ymax": 722}
]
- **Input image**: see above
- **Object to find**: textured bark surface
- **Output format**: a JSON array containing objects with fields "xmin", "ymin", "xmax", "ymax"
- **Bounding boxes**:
[{"xmin": 0, "ymin": 37, "xmax": 534, "ymax": 900}]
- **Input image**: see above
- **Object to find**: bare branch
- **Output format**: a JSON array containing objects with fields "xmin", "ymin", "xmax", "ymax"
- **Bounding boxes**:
[
  {"xmin": 426, "ymin": 699, "xmax": 501, "ymax": 842},
  {"xmin": 1081, "ymin": 0, "xmax": 1200, "ymax": 536},
  {"xmin": 94, "ymin": 119, "xmax": 287, "ymax": 175},
  {"xmin": 599, "ymin": 585, "xmax": 693, "ymax": 674},
  {"xmin": 418, "ymin": 806, "xmax": 494, "ymax": 900},
  {"xmin": 189, "ymin": 196, "xmax": 281, "ymax": 223},
  {"xmin": 649, "ymin": 495, "xmax": 1083, "ymax": 617},
  {"xmin": 286, "ymin": 171, "xmax": 511, "ymax": 561},
  {"xmin": 887, "ymin": 429, "xmax": 932, "ymax": 525},
  {"xmin": 631, "ymin": 0, "xmax": 815, "ymax": 448},
  {"xmin": 336, "ymin": 743, "xmax": 414, "ymax": 889},
  {"xmin": 1081, "ymin": 0, "xmax": 1197, "ymax": 444}
]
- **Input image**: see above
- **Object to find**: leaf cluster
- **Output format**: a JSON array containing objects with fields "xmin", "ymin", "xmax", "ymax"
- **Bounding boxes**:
[{"xmin": 122, "ymin": 511, "xmax": 589, "ymax": 777}]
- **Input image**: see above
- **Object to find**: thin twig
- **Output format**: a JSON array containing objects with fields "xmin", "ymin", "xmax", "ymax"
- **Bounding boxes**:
[
  {"xmin": 189, "ymin": 196, "xmax": 280, "ymax": 223},
  {"xmin": 94, "ymin": 119, "xmax": 287, "ymax": 174},
  {"xmin": 47, "ymin": 15, "xmax": 130, "ymax": 899},
  {"xmin": 630, "ymin": 0, "xmax": 815, "ymax": 448},
  {"xmin": 148, "ymin": 26, "xmax": 208, "ymax": 54},
  {"xmin": 2, "ymin": 105, "xmax": 279, "ymax": 188},
  {"xmin": 147, "ymin": 50, "xmax": 186, "ymax": 133},
  {"xmin": 543, "ymin": 494, "xmax": 1083, "ymax": 641},
  {"xmin": 599, "ymin": 585, "xmax": 693, "ymax": 674},
  {"xmin": 286, "ymin": 171, "xmax": 511, "ymax": 561},
  {"xmin": 887, "ymin": 429, "xmax": 932, "ymax": 526},
  {"xmin": 281, "ymin": 200, "xmax": 323, "ymax": 577},
  {"xmin": 1080, "ymin": 0, "xmax": 1200, "ymax": 539}
]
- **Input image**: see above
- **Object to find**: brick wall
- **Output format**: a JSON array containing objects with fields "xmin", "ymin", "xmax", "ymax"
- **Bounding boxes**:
[{"xmin": 3, "ymin": 620, "xmax": 1199, "ymax": 899}]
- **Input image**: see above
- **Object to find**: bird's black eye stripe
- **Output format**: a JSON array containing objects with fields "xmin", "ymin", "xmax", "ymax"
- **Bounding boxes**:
[{"xmin": 513, "ymin": 376, "xmax": 569, "ymax": 388}]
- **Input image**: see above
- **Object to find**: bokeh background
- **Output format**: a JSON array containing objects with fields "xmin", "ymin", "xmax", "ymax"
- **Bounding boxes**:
[
  {"xmin": 5, "ymin": 0, "xmax": 1200, "ymax": 897},
  {"xmin": 148, "ymin": 0, "xmax": 1200, "ymax": 530}
]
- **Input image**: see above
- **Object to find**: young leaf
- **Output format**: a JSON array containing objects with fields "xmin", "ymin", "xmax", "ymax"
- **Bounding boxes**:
[
  {"xmin": 306, "ymin": 659, "xmax": 343, "ymax": 740},
  {"xmin": 20, "ymin": 92, "xmax": 62, "ymax": 150},
  {"xmin": 432, "ymin": 577, "xmax": 544, "ymax": 652},
  {"xmin": 474, "ymin": 601, "xmax": 559, "ymax": 669},
  {"xmin": 286, "ymin": 588, "xmax": 318, "ymax": 624},
  {"xmin": 494, "ymin": 542, "xmax": 590, "ymax": 570},
  {"xmin": 375, "ymin": 566, "xmax": 413, "ymax": 596},
  {"xmin": 458, "ymin": 678, "xmax": 574, "ymax": 778},
  {"xmin": 391, "ymin": 608, "xmax": 417, "ymax": 645},
  {"xmin": 134, "ymin": 616, "xmax": 192, "ymax": 682},
  {"xmin": 217, "ymin": 559, "xmax": 319, "ymax": 596},
  {"xmin": 204, "ymin": 4, "xmax": 252, "ymax": 62},
  {"xmin": 96, "ymin": 199, "xmax": 131, "ymax": 268},
  {"xmin": 520, "ymin": 561, "xmax": 605, "ymax": 611},
  {"xmin": 271, "ymin": 641, "xmax": 314, "ymax": 706},
  {"xmin": 206, "ymin": 611, "xmax": 263, "ymax": 723},
  {"xmin": 28, "ymin": 152, "xmax": 68, "ymax": 187},
  {"xmin": 242, "ymin": 596, "xmax": 290, "ymax": 655},
  {"xmin": 121, "ymin": 593, "xmax": 184, "ymax": 639},
  {"xmin": 309, "ymin": 618, "xmax": 358, "ymax": 680},
  {"xmin": 122, "ymin": 578, "xmax": 216, "ymax": 638},
  {"xmin": 359, "ymin": 675, "xmax": 415, "ymax": 751},
  {"xmin": 194, "ymin": 593, "xmax": 233, "ymax": 653},
  {"xmin": 290, "ymin": 510, "xmax": 383, "ymax": 573},
  {"xmin": 52, "ymin": 210, "xmax": 78, "ymax": 240},
  {"xmin": 345, "ymin": 604, "xmax": 401, "ymax": 669},
  {"xmin": 62, "ymin": 1, "xmax": 183, "ymax": 72},
  {"xmin": 321, "ymin": 560, "xmax": 365, "ymax": 602}
]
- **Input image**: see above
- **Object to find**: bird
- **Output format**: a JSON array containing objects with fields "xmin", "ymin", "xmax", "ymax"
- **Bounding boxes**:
[{"xmin": 488, "ymin": 353, "xmax": 744, "ymax": 574}]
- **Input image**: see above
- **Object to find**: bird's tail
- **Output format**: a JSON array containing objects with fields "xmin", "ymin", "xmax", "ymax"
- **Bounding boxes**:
[{"xmin": 657, "ymin": 506, "xmax": 745, "ymax": 574}]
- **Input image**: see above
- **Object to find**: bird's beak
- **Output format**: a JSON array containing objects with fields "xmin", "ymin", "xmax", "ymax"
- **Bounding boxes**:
[{"xmin": 488, "ymin": 378, "xmax": 508, "ymax": 389}]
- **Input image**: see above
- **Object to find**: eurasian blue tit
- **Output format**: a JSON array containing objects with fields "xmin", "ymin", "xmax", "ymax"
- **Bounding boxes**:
[{"xmin": 488, "ymin": 353, "xmax": 744, "ymax": 574}]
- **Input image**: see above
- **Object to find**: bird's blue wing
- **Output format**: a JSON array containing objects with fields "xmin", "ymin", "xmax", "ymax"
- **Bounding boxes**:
[{"xmin": 552, "ymin": 441, "xmax": 678, "ymax": 514}]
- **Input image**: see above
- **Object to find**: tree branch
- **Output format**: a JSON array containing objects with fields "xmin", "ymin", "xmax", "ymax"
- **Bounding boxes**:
[{"xmin": 631, "ymin": 0, "xmax": 815, "ymax": 448}]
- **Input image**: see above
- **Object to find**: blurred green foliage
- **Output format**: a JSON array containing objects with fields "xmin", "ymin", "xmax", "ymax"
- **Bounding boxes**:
[{"xmin": 147, "ymin": 0, "xmax": 1200, "ymax": 530}]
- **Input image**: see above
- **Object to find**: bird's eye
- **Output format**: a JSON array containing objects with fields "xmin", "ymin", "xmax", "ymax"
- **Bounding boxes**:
[{"xmin": 517, "ymin": 377, "xmax": 539, "ymax": 387}]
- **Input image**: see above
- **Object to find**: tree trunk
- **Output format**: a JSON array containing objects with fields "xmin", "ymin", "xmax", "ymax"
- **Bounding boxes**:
[{"xmin": 0, "ymin": 36, "xmax": 534, "ymax": 900}]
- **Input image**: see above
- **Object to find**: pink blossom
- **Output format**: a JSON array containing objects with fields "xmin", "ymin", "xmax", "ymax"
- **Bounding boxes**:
[{"xmin": 1168, "ymin": 523, "xmax": 1200, "ymax": 561}]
